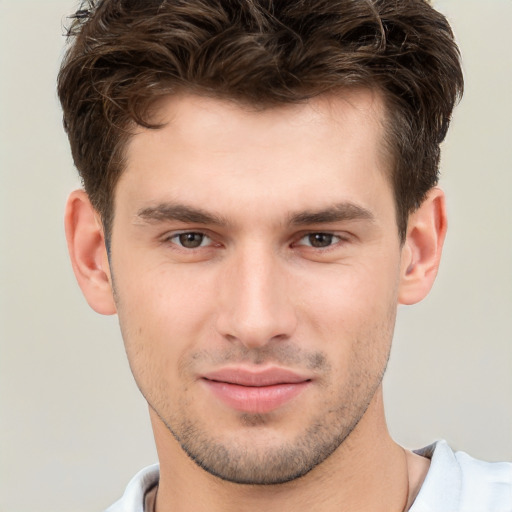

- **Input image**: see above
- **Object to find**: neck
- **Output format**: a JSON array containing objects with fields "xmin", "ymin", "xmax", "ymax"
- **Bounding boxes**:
[{"xmin": 151, "ymin": 387, "xmax": 420, "ymax": 512}]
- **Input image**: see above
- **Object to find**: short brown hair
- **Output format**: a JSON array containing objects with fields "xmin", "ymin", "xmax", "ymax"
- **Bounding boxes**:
[{"xmin": 58, "ymin": 0, "xmax": 463, "ymax": 241}]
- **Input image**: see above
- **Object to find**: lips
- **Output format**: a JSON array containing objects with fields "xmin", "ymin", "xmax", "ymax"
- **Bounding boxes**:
[{"xmin": 201, "ymin": 367, "xmax": 311, "ymax": 414}]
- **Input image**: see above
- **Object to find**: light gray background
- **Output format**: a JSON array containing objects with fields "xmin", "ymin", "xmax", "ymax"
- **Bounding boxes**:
[{"xmin": 1, "ymin": 1, "xmax": 511, "ymax": 511}]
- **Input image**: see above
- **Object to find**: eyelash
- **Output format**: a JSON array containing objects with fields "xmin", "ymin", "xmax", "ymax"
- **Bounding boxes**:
[
  {"xmin": 295, "ymin": 233, "xmax": 345, "ymax": 249},
  {"xmin": 164, "ymin": 231, "xmax": 214, "ymax": 249},
  {"xmin": 162, "ymin": 231, "xmax": 348, "ymax": 251}
]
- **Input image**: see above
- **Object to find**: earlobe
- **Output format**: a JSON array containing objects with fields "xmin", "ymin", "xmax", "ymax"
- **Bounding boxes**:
[
  {"xmin": 398, "ymin": 187, "xmax": 447, "ymax": 305},
  {"xmin": 64, "ymin": 189, "xmax": 117, "ymax": 315}
]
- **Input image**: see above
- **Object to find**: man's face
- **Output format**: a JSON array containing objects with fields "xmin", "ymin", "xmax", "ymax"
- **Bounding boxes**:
[{"xmin": 109, "ymin": 90, "xmax": 406, "ymax": 484}]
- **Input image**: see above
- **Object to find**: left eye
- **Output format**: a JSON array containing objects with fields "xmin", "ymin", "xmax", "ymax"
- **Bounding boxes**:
[
  {"xmin": 298, "ymin": 233, "xmax": 341, "ymax": 248},
  {"xmin": 169, "ymin": 232, "xmax": 211, "ymax": 249}
]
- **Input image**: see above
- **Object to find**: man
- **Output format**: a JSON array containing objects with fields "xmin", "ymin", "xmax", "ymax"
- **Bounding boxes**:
[{"xmin": 57, "ymin": 0, "xmax": 511, "ymax": 511}]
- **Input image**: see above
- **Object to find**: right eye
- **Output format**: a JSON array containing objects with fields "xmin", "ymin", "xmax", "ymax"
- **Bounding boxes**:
[{"xmin": 167, "ymin": 232, "xmax": 212, "ymax": 249}]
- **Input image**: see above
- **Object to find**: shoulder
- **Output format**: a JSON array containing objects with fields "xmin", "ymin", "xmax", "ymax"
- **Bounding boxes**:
[
  {"xmin": 411, "ymin": 440, "xmax": 512, "ymax": 512},
  {"xmin": 454, "ymin": 449, "xmax": 512, "ymax": 511},
  {"xmin": 104, "ymin": 464, "xmax": 160, "ymax": 512}
]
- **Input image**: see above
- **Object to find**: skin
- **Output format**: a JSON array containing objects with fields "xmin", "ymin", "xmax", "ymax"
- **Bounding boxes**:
[{"xmin": 65, "ymin": 90, "xmax": 446, "ymax": 511}]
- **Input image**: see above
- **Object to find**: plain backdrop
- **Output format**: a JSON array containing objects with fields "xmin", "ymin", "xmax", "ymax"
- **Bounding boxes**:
[{"xmin": 1, "ymin": 1, "xmax": 511, "ymax": 511}]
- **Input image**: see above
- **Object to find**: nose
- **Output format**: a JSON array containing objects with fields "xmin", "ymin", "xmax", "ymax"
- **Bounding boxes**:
[{"xmin": 215, "ymin": 244, "xmax": 297, "ymax": 349}]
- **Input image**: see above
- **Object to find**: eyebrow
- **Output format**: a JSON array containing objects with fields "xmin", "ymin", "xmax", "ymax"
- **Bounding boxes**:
[
  {"xmin": 136, "ymin": 203, "xmax": 229, "ymax": 226},
  {"xmin": 289, "ymin": 203, "xmax": 375, "ymax": 225},
  {"xmin": 136, "ymin": 201, "xmax": 375, "ymax": 227}
]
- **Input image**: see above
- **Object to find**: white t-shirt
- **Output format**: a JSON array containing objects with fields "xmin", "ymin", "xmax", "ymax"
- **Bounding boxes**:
[{"xmin": 105, "ymin": 441, "xmax": 512, "ymax": 512}]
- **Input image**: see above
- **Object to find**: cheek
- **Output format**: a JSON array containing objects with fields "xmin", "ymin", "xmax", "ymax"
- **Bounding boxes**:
[
  {"xmin": 297, "ymin": 256, "xmax": 400, "ymax": 326},
  {"xmin": 117, "ymin": 260, "xmax": 216, "ymax": 329},
  {"xmin": 294, "ymin": 258, "xmax": 399, "ymax": 371},
  {"xmin": 113, "ymin": 263, "xmax": 219, "ymax": 386}
]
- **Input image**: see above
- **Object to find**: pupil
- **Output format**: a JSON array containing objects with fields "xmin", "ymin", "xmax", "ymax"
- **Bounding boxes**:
[
  {"xmin": 179, "ymin": 233, "xmax": 203, "ymax": 248},
  {"xmin": 309, "ymin": 233, "xmax": 332, "ymax": 248}
]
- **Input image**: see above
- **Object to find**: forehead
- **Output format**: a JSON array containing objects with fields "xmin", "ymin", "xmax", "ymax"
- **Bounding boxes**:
[{"xmin": 117, "ymin": 89, "xmax": 393, "ymax": 224}]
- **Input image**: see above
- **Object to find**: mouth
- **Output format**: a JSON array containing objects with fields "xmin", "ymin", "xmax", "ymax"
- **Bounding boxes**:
[{"xmin": 200, "ymin": 367, "xmax": 312, "ymax": 414}]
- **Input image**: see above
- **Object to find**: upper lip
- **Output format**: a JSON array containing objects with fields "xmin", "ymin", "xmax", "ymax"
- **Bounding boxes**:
[{"xmin": 201, "ymin": 367, "xmax": 311, "ymax": 387}]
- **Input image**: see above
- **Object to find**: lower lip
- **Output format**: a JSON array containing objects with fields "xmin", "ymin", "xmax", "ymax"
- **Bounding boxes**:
[{"xmin": 202, "ymin": 380, "xmax": 310, "ymax": 414}]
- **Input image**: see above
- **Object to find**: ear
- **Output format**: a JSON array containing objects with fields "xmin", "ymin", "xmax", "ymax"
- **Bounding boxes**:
[
  {"xmin": 64, "ymin": 189, "xmax": 117, "ymax": 315},
  {"xmin": 398, "ymin": 187, "xmax": 447, "ymax": 305}
]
